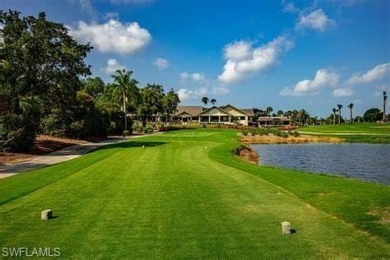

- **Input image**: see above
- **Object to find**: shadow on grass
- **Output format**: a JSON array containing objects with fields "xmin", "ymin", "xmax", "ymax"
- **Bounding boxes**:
[{"xmin": 95, "ymin": 141, "xmax": 167, "ymax": 151}]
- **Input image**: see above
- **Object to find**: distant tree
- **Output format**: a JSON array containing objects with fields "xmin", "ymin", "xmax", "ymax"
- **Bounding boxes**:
[
  {"xmin": 291, "ymin": 110, "xmax": 299, "ymax": 125},
  {"xmin": 363, "ymin": 108, "xmax": 382, "ymax": 122},
  {"xmin": 210, "ymin": 98, "xmax": 216, "ymax": 106},
  {"xmin": 266, "ymin": 106, "xmax": 273, "ymax": 116},
  {"xmin": 277, "ymin": 110, "xmax": 284, "ymax": 117},
  {"xmin": 162, "ymin": 89, "xmax": 180, "ymax": 123},
  {"xmin": 82, "ymin": 77, "xmax": 105, "ymax": 98},
  {"xmin": 347, "ymin": 103, "xmax": 354, "ymax": 124},
  {"xmin": 201, "ymin": 97, "xmax": 209, "ymax": 108},
  {"xmin": 137, "ymin": 84, "xmax": 165, "ymax": 127},
  {"xmin": 337, "ymin": 104, "xmax": 343, "ymax": 125},
  {"xmin": 383, "ymin": 91, "xmax": 388, "ymax": 122},
  {"xmin": 355, "ymin": 116, "xmax": 363, "ymax": 123},
  {"xmin": 298, "ymin": 109, "xmax": 309, "ymax": 125},
  {"xmin": 332, "ymin": 108, "xmax": 337, "ymax": 125},
  {"xmin": 112, "ymin": 69, "xmax": 139, "ymax": 134}
]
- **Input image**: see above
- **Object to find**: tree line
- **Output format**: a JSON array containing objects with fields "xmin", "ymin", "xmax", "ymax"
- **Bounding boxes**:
[{"xmin": 0, "ymin": 10, "xmax": 179, "ymax": 152}]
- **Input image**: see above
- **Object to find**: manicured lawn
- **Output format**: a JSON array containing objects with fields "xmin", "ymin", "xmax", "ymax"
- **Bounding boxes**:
[
  {"xmin": 0, "ymin": 129, "xmax": 389, "ymax": 258},
  {"xmin": 299, "ymin": 123, "xmax": 390, "ymax": 143},
  {"xmin": 300, "ymin": 123, "xmax": 390, "ymax": 134}
]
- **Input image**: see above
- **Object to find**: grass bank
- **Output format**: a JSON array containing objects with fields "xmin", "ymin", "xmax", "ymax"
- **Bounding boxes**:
[
  {"xmin": 0, "ymin": 129, "xmax": 388, "ymax": 258},
  {"xmin": 300, "ymin": 123, "xmax": 390, "ymax": 143}
]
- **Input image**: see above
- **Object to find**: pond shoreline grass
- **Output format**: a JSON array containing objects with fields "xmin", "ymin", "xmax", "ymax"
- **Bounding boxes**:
[
  {"xmin": 299, "ymin": 123, "xmax": 390, "ymax": 143},
  {"xmin": 0, "ymin": 128, "xmax": 388, "ymax": 258}
]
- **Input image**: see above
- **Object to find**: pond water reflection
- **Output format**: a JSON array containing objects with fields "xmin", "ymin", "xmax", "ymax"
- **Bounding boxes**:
[{"xmin": 251, "ymin": 143, "xmax": 390, "ymax": 185}]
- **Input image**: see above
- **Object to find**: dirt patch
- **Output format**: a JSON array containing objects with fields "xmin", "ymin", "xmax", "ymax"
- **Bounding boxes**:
[
  {"xmin": 240, "ymin": 134, "xmax": 344, "ymax": 144},
  {"xmin": 0, "ymin": 135, "xmax": 91, "ymax": 165},
  {"xmin": 234, "ymin": 145, "xmax": 260, "ymax": 164},
  {"xmin": 367, "ymin": 207, "xmax": 390, "ymax": 224}
]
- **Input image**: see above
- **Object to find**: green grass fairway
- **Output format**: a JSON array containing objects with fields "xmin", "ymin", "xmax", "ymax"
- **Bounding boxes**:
[
  {"xmin": 300, "ymin": 123, "xmax": 390, "ymax": 143},
  {"xmin": 0, "ymin": 129, "xmax": 389, "ymax": 258}
]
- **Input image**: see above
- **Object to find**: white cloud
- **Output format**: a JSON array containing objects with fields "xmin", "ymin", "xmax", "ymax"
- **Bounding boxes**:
[
  {"xmin": 280, "ymin": 69, "xmax": 339, "ymax": 96},
  {"xmin": 103, "ymin": 12, "xmax": 119, "ymax": 20},
  {"xmin": 212, "ymin": 87, "xmax": 230, "ymax": 95},
  {"xmin": 153, "ymin": 58, "xmax": 170, "ymax": 70},
  {"xmin": 218, "ymin": 36, "xmax": 294, "ymax": 84},
  {"xmin": 347, "ymin": 63, "xmax": 390, "ymax": 85},
  {"xmin": 333, "ymin": 88, "xmax": 353, "ymax": 97},
  {"xmin": 180, "ymin": 72, "xmax": 205, "ymax": 82},
  {"xmin": 69, "ymin": 19, "xmax": 151, "ymax": 55},
  {"xmin": 282, "ymin": 1, "xmax": 299, "ymax": 13},
  {"xmin": 102, "ymin": 59, "xmax": 126, "ymax": 74},
  {"xmin": 110, "ymin": 0, "xmax": 153, "ymax": 4},
  {"xmin": 68, "ymin": 0, "xmax": 97, "ymax": 18},
  {"xmin": 224, "ymin": 41, "xmax": 252, "ymax": 61},
  {"xmin": 296, "ymin": 9, "xmax": 335, "ymax": 32},
  {"xmin": 177, "ymin": 87, "xmax": 208, "ymax": 102}
]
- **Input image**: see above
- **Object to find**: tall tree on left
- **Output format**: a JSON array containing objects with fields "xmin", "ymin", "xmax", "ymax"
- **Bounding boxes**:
[{"xmin": 0, "ymin": 10, "xmax": 92, "ymax": 151}]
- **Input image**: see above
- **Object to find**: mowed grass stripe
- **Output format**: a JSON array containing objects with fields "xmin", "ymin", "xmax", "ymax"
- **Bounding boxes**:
[{"xmin": 0, "ymin": 131, "xmax": 389, "ymax": 258}]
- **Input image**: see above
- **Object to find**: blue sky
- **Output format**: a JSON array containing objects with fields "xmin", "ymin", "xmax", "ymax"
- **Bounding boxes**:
[{"xmin": 2, "ymin": 0, "xmax": 389, "ymax": 117}]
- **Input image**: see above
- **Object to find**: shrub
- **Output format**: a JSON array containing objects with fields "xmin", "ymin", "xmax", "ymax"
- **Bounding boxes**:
[
  {"xmin": 145, "ymin": 127, "xmax": 154, "ymax": 134},
  {"xmin": 292, "ymin": 131, "xmax": 300, "ymax": 137}
]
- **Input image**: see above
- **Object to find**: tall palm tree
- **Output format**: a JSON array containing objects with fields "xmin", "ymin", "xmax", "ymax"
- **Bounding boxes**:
[
  {"xmin": 347, "ymin": 103, "xmax": 354, "ymax": 123},
  {"xmin": 383, "ymin": 91, "xmax": 388, "ymax": 122},
  {"xmin": 337, "ymin": 104, "xmax": 343, "ymax": 125},
  {"xmin": 332, "ymin": 108, "xmax": 337, "ymax": 125},
  {"xmin": 112, "ymin": 68, "xmax": 139, "ymax": 134},
  {"xmin": 201, "ymin": 96, "xmax": 209, "ymax": 108},
  {"xmin": 210, "ymin": 98, "xmax": 216, "ymax": 106},
  {"xmin": 266, "ymin": 106, "xmax": 273, "ymax": 116}
]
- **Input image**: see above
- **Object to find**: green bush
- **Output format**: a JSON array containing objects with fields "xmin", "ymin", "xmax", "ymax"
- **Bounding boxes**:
[
  {"xmin": 145, "ymin": 127, "xmax": 154, "ymax": 134},
  {"xmin": 1, "ymin": 114, "xmax": 37, "ymax": 152}
]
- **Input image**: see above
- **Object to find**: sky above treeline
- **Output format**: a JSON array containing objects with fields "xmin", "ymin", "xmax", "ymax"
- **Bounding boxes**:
[{"xmin": 1, "ymin": 0, "xmax": 389, "ymax": 117}]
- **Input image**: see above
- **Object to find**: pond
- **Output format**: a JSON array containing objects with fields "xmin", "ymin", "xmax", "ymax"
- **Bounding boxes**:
[{"xmin": 251, "ymin": 143, "xmax": 390, "ymax": 185}]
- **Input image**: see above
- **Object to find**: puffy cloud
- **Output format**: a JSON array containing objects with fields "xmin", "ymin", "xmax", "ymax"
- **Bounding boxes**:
[
  {"xmin": 102, "ymin": 59, "xmax": 126, "ymax": 74},
  {"xmin": 333, "ymin": 88, "xmax": 353, "ymax": 97},
  {"xmin": 218, "ymin": 36, "xmax": 294, "ymax": 84},
  {"xmin": 180, "ymin": 72, "xmax": 205, "ymax": 82},
  {"xmin": 280, "ymin": 69, "xmax": 339, "ymax": 96},
  {"xmin": 177, "ymin": 87, "xmax": 208, "ymax": 102},
  {"xmin": 153, "ymin": 58, "xmax": 170, "ymax": 70},
  {"xmin": 224, "ymin": 41, "xmax": 252, "ymax": 61},
  {"xmin": 282, "ymin": 1, "xmax": 299, "ymax": 13},
  {"xmin": 69, "ymin": 19, "xmax": 151, "ymax": 55},
  {"xmin": 347, "ymin": 63, "xmax": 390, "ymax": 85},
  {"xmin": 296, "ymin": 9, "xmax": 335, "ymax": 32}
]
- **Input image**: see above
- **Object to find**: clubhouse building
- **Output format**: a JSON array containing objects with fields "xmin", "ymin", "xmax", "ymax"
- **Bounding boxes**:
[{"xmin": 171, "ymin": 104, "xmax": 255, "ymax": 126}]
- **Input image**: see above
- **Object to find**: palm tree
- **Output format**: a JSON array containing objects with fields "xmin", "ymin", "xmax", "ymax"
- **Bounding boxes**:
[
  {"xmin": 266, "ymin": 106, "xmax": 273, "ymax": 116},
  {"xmin": 201, "ymin": 96, "xmax": 209, "ymax": 108},
  {"xmin": 210, "ymin": 98, "xmax": 216, "ymax": 106},
  {"xmin": 298, "ymin": 109, "xmax": 309, "ymax": 125},
  {"xmin": 383, "ymin": 91, "xmax": 388, "ymax": 122},
  {"xmin": 347, "ymin": 103, "xmax": 354, "ymax": 124},
  {"xmin": 332, "ymin": 108, "xmax": 337, "ymax": 125},
  {"xmin": 337, "ymin": 104, "xmax": 343, "ymax": 125},
  {"xmin": 112, "ymin": 68, "xmax": 139, "ymax": 135}
]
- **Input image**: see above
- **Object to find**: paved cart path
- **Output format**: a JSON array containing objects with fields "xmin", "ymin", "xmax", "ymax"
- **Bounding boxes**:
[{"xmin": 0, "ymin": 134, "xmax": 161, "ymax": 179}]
